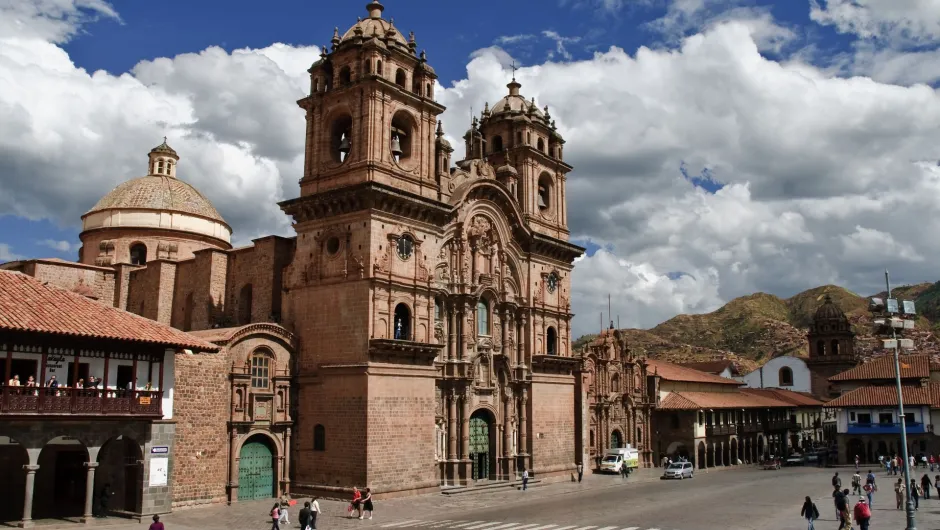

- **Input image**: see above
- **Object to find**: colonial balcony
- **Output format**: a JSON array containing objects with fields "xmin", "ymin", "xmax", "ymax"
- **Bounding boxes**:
[
  {"xmin": 765, "ymin": 419, "xmax": 801, "ymax": 432},
  {"xmin": 846, "ymin": 421, "xmax": 927, "ymax": 435},
  {"xmin": 705, "ymin": 424, "xmax": 737, "ymax": 436},
  {"xmin": 0, "ymin": 386, "xmax": 163, "ymax": 417},
  {"xmin": 739, "ymin": 423, "xmax": 762, "ymax": 434}
]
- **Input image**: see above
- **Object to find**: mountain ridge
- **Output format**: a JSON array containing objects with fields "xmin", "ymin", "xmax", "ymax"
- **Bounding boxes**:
[{"xmin": 574, "ymin": 282, "xmax": 940, "ymax": 371}]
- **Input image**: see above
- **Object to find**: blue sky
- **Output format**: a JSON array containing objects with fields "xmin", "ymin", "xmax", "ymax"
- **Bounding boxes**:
[{"xmin": 5, "ymin": 0, "xmax": 940, "ymax": 334}]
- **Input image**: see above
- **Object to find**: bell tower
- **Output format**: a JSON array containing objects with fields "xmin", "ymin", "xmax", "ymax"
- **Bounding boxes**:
[{"xmin": 298, "ymin": 0, "xmax": 445, "ymax": 200}]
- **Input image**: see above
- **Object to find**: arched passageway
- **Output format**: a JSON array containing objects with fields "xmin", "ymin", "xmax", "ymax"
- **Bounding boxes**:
[
  {"xmin": 757, "ymin": 436, "xmax": 765, "ymax": 459},
  {"xmin": 469, "ymin": 409, "xmax": 496, "ymax": 480},
  {"xmin": 697, "ymin": 442, "xmax": 706, "ymax": 470},
  {"xmin": 730, "ymin": 439, "xmax": 738, "ymax": 465},
  {"xmin": 238, "ymin": 434, "xmax": 277, "ymax": 501},
  {"xmin": 0, "ymin": 437, "xmax": 28, "ymax": 522},
  {"xmin": 611, "ymin": 430, "xmax": 623, "ymax": 449},
  {"xmin": 96, "ymin": 436, "xmax": 143, "ymax": 515},
  {"xmin": 35, "ymin": 436, "xmax": 89, "ymax": 519}
]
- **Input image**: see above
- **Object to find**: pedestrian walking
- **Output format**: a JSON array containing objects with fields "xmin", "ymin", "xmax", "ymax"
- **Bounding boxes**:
[
  {"xmin": 360, "ymin": 488, "xmax": 374, "ymax": 520},
  {"xmin": 832, "ymin": 472, "xmax": 841, "ymax": 489},
  {"xmin": 620, "ymin": 462, "xmax": 628, "ymax": 478},
  {"xmin": 300, "ymin": 502, "xmax": 311, "ymax": 530},
  {"xmin": 271, "ymin": 504, "xmax": 281, "ymax": 530},
  {"xmin": 895, "ymin": 478, "xmax": 906, "ymax": 509},
  {"xmin": 310, "ymin": 497, "xmax": 320, "ymax": 529},
  {"xmin": 863, "ymin": 482, "xmax": 874, "ymax": 507},
  {"xmin": 852, "ymin": 471, "xmax": 862, "ymax": 495},
  {"xmin": 576, "ymin": 462, "xmax": 583, "ymax": 483},
  {"xmin": 836, "ymin": 489, "xmax": 851, "ymax": 530},
  {"xmin": 832, "ymin": 487, "xmax": 843, "ymax": 522},
  {"xmin": 853, "ymin": 497, "xmax": 871, "ymax": 530},
  {"xmin": 910, "ymin": 479, "xmax": 921, "ymax": 510},
  {"xmin": 149, "ymin": 515, "xmax": 165, "ymax": 530},
  {"xmin": 886, "ymin": 458, "xmax": 893, "ymax": 475},
  {"xmin": 854, "ymin": 455, "xmax": 859, "ymax": 471},
  {"xmin": 800, "ymin": 496, "xmax": 819, "ymax": 530},
  {"xmin": 922, "ymin": 473, "xmax": 933, "ymax": 500},
  {"xmin": 931, "ymin": 455, "xmax": 936, "ymax": 472},
  {"xmin": 522, "ymin": 469, "xmax": 529, "ymax": 491},
  {"xmin": 279, "ymin": 497, "xmax": 291, "ymax": 527},
  {"xmin": 347, "ymin": 487, "xmax": 361, "ymax": 518}
]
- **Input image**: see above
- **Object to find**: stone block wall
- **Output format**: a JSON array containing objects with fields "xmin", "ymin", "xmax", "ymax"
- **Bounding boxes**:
[
  {"xmin": 365, "ymin": 370, "xmax": 438, "ymax": 496},
  {"xmin": 287, "ymin": 282, "xmax": 371, "ymax": 369},
  {"xmin": 127, "ymin": 260, "xmax": 177, "ymax": 323},
  {"xmin": 171, "ymin": 351, "xmax": 230, "ymax": 507},
  {"xmin": 530, "ymin": 374, "xmax": 576, "ymax": 478},
  {"xmin": 3, "ymin": 260, "xmax": 116, "ymax": 305},
  {"xmin": 225, "ymin": 236, "xmax": 295, "ymax": 326}
]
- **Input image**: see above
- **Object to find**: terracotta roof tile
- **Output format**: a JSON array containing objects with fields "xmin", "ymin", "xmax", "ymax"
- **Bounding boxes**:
[
  {"xmin": 658, "ymin": 390, "xmax": 793, "ymax": 410},
  {"xmin": 931, "ymin": 382, "xmax": 940, "ymax": 409},
  {"xmin": 0, "ymin": 270, "xmax": 218, "ymax": 352},
  {"xmin": 829, "ymin": 354, "xmax": 930, "ymax": 382},
  {"xmin": 646, "ymin": 359, "xmax": 742, "ymax": 385},
  {"xmin": 825, "ymin": 385, "xmax": 932, "ymax": 408},
  {"xmin": 741, "ymin": 388, "xmax": 824, "ymax": 407}
]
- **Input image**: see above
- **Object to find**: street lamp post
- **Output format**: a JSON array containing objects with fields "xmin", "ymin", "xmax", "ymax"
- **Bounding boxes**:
[{"xmin": 876, "ymin": 270, "xmax": 917, "ymax": 530}]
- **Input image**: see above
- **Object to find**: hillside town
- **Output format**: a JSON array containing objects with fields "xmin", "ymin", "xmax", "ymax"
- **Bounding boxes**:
[{"xmin": 2, "ymin": 2, "xmax": 940, "ymax": 530}]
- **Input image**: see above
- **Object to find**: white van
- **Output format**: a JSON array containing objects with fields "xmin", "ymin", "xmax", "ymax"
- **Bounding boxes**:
[{"xmin": 599, "ymin": 446, "xmax": 639, "ymax": 474}]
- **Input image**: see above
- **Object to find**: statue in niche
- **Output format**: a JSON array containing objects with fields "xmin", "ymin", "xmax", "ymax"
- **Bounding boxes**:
[{"xmin": 395, "ymin": 318, "xmax": 403, "ymax": 339}]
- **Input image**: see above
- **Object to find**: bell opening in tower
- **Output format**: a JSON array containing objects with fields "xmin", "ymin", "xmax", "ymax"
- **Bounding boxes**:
[
  {"xmin": 537, "ymin": 173, "xmax": 553, "ymax": 212},
  {"xmin": 390, "ymin": 111, "xmax": 415, "ymax": 165},
  {"xmin": 330, "ymin": 114, "xmax": 353, "ymax": 164}
]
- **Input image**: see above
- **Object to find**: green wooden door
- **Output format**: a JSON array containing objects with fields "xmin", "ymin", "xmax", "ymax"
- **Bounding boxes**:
[
  {"xmin": 469, "ymin": 416, "xmax": 489, "ymax": 480},
  {"xmin": 238, "ymin": 440, "xmax": 274, "ymax": 500}
]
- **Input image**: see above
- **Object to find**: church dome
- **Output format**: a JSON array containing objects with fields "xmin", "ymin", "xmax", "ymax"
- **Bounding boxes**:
[
  {"xmin": 490, "ymin": 79, "xmax": 544, "ymax": 119},
  {"xmin": 814, "ymin": 294, "xmax": 846, "ymax": 321},
  {"xmin": 80, "ymin": 140, "xmax": 232, "ymax": 246},
  {"xmin": 87, "ymin": 175, "xmax": 225, "ymax": 223},
  {"xmin": 339, "ymin": 2, "xmax": 408, "ymax": 47}
]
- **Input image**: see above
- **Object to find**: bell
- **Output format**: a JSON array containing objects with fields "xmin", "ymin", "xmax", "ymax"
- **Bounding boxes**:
[
  {"xmin": 338, "ymin": 133, "xmax": 350, "ymax": 162},
  {"xmin": 537, "ymin": 186, "xmax": 548, "ymax": 208},
  {"xmin": 391, "ymin": 134, "xmax": 403, "ymax": 161}
]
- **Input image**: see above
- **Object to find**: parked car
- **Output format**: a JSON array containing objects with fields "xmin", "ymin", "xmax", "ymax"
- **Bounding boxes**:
[
  {"xmin": 785, "ymin": 453, "xmax": 804, "ymax": 466},
  {"xmin": 804, "ymin": 453, "xmax": 819, "ymax": 464},
  {"xmin": 661, "ymin": 461, "xmax": 694, "ymax": 480}
]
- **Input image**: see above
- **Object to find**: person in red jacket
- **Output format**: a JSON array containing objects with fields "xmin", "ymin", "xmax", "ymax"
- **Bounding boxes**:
[{"xmin": 854, "ymin": 497, "xmax": 871, "ymax": 530}]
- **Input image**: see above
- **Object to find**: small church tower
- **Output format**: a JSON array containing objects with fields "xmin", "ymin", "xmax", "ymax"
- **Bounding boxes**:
[{"xmin": 806, "ymin": 294, "xmax": 857, "ymax": 379}]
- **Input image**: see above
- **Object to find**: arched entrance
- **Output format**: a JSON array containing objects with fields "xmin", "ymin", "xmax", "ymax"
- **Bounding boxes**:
[
  {"xmin": 757, "ymin": 436, "xmax": 765, "ymax": 459},
  {"xmin": 706, "ymin": 443, "xmax": 714, "ymax": 467},
  {"xmin": 96, "ymin": 436, "xmax": 143, "ymax": 515},
  {"xmin": 469, "ymin": 409, "xmax": 495, "ymax": 481},
  {"xmin": 744, "ymin": 438, "xmax": 751, "ymax": 463},
  {"xmin": 730, "ymin": 439, "xmax": 738, "ymax": 465},
  {"xmin": 847, "ymin": 439, "xmax": 865, "ymax": 466},
  {"xmin": 35, "ymin": 436, "xmax": 88, "ymax": 519},
  {"xmin": 697, "ymin": 442, "xmax": 706, "ymax": 469},
  {"xmin": 0, "ymin": 437, "xmax": 28, "ymax": 522},
  {"xmin": 665, "ymin": 441, "xmax": 689, "ymax": 461},
  {"xmin": 238, "ymin": 435, "xmax": 276, "ymax": 500},
  {"xmin": 611, "ymin": 430, "xmax": 623, "ymax": 449}
]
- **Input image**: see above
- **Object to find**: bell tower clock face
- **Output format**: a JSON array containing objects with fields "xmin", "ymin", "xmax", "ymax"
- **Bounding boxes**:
[{"xmin": 547, "ymin": 272, "xmax": 558, "ymax": 293}]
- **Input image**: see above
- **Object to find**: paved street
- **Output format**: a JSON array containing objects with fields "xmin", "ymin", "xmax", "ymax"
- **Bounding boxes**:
[{"xmin": 34, "ymin": 467, "xmax": 940, "ymax": 530}]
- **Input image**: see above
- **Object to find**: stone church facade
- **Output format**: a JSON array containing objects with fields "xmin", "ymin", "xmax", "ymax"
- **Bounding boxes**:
[
  {"xmin": 2, "ymin": 0, "xmax": 585, "ymax": 506},
  {"xmin": 280, "ymin": 1, "xmax": 583, "ymax": 496}
]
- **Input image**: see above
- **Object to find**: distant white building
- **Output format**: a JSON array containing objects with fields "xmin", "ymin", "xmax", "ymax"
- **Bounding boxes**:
[{"xmin": 740, "ymin": 356, "xmax": 812, "ymax": 394}]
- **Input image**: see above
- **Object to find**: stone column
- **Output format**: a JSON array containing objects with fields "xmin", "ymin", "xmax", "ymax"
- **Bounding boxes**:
[
  {"xmin": 502, "ymin": 394, "xmax": 511, "ymax": 479},
  {"xmin": 456, "ymin": 305, "xmax": 464, "ymax": 361},
  {"xmin": 283, "ymin": 428, "xmax": 292, "ymax": 494},
  {"xmin": 228, "ymin": 429, "xmax": 239, "ymax": 504},
  {"xmin": 81, "ymin": 462, "xmax": 98, "ymax": 523},
  {"xmin": 461, "ymin": 388, "xmax": 471, "ymax": 484},
  {"xmin": 519, "ymin": 390, "xmax": 528, "ymax": 469},
  {"xmin": 19, "ymin": 464, "xmax": 39, "ymax": 528},
  {"xmin": 447, "ymin": 390, "xmax": 457, "ymax": 460},
  {"xmin": 448, "ymin": 303, "xmax": 456, "ymax": 361},
  {"xmin": 520, "ymin": 315, "xmax": 529, "ymax": 367},
  {"xmin": 276, "ymin": 456, "xmax": 285, "ymax": 497}
]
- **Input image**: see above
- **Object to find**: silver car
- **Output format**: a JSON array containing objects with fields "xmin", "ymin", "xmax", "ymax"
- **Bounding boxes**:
[{"xmin": 661, "ymin": 461, "xmax": 694, "ymax": 480}]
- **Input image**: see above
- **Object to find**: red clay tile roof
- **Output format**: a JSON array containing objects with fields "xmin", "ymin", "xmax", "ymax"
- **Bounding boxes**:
[
  {"xmin": 825, "ymin": 385, "xmax": 932, "ymax": 407},
  {"xmin": 0, "ymin": 270, "xmax": 218, "ymax": 352},
  {"xmin": 646, "ymin": 359, "xmax": 742, "ymax": 385},
  {"xmin": 829, "ymin": 354, "xmax": 930, "ymax": 382},
  {"xmin": 931, "ymin": 383, "xmax": 940, "ymax": 409},
  {"xmin": 677, "ymin": 360, "xmax": 740, "ymax": 376},
  {"xmin": 658, "ymin": 390, "xmax": 793, "ymax": 410},
  {"xmin": 741, "ymin": 388, "xmax": 825, "ymax": 407}
]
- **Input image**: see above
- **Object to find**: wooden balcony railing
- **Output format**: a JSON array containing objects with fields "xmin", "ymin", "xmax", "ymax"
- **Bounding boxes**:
[
  {"xmin": 0, "ymin": 386, "xmax": 163, "ymax": 417},
  {"xmin": 705, "ymin": 424, "xmax": 737, "ymax": 436}
]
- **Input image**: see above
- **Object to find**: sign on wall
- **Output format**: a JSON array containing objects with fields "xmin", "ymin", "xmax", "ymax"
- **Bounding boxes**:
[{"xmin": 149, "ymin": 457, "xmax": 169, "ymax": 487}]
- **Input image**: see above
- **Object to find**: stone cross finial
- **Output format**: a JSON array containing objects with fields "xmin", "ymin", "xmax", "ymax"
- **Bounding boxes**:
[{"xmin": 510, "ymin": 60, "xmax": 518, "ymax": 80}]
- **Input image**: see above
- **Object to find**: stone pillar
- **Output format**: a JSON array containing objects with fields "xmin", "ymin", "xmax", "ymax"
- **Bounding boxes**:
[
  {"xmin": 283, "ymin": 428, "xmax": 292, "ymax": 494},
  {"xmin": 19, "ymin": 464, "xmax": 39, "ymax": 528},
  {"xmin": 448, "ymin": 303, "xmax": 456, "ymax": 361},
  {"xmin": 276, "ymin": 456, "xmax": 284, "ymax": 497},
  {"xmin": 461, "ymin": 388, "xmax": 471, "ymax": 484},
  {"xmin": 448, "ymin": 390, "xmax": 457, "ymax": 460},
  {"xmin": 519, "ymin": 390, "xmax": 528, "ymax": 470},
  {"xmin": 81, "ymin": 462, "xmax": 98, "ymax": 523},
  {"xmin": 520, "ymin": 315, "xmax": 528, "ymax": 367},
  {"xmin": 502, "ymin": 394, "xmax": 511, "ymax": 480},
  {"xmin": 456, "ymin": 306, "xmax": 464, "ymax": 361},
  {"xmin": 228, "ymin": 429, "xmax": 239, "ymax": 504}
]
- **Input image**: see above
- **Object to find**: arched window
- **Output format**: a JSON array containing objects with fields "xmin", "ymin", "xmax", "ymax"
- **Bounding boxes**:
[
  {"xmin": 516, "ymin": 131, "xmax": 523, "ymax": 146},
  {"xmin": 434, "ymin": 297, "xmax": 444, "ymax": 322},
  {"xmin": 426, "ymin": 83, "xmax": 432, "ymax": 97},
  {"xmin": 589, "ymin": 430, "xmax": 595, "ymax": 448},
  {"xmin": 157, "ymin": 160, "xmax": 164, "ymax": 174},
  {"xmin": 391, "ymin": 111, "xmax": 415, "ymax": 164},
  {"xmin": 313, "ymin": 78, "xmax": 320, "ymax": 92},
  {"xmin": 546, "ymin": 326, "xmax": 557, "ymax": 355},
  {"xmin": 331, "ymin": 114, "xmax": 353, "ymax": 163},
  {"xmin": 537, "ymin": 137, "xmax": 545, "ymax": 152},
  {"xmin": 636, "ymin": 427, "xmax": 642, "ymax": 443},
  {"xmin": 477, "ymin": 300, "xmax": 489, "ymax": 336},
  {"xmin": 611, "ymin": 374, "xmax": 620, "ymax": 393},
  {"xmin": 166, "ymin": 160, "xmax": 173, "ymax": 175},
  {"xmin": 831, "ymin": 339, "xmax": 840, "ymax": 356},
  {"xmin": 779, "ymin": 366, "xmax": 794, "ymax": 387},
  {"xmin": 395, "ymin": 68, "xmax": 406, "ymax": 88},
  {"xmin": 394, "ymin": 303, "xmax": 411, "ymax": 340},
  {"xmin": 412, "ymin": 78, "xmax": 420, "ymax": 94},
  {"xmin": 238, "ymin": 284, "xmax": 253, "ymax": 325},
  {"xmin": 816, "ymin": 340, "xmax": 826, "ymax": 356},
  {"xmin": 130, "ymin": 243, "xmax": 147, "ymax": 265},
  {"xmin": 491, "ymin": 135, "xmax": 503, "ymax": 152},
  {"xmin": 376, "ymin": 60, "xmax": 383, "ymax": 75},
  {"xmin": 339, "ymin": 66, "xmax": 351, "ymax": 86},
  {"xmin": 250, "ymin": 351, "xmax": 272, "ymax": 389},
  {"xmin": 313, "ymin": 424, "xmax": 326, "ymax": 451}
]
